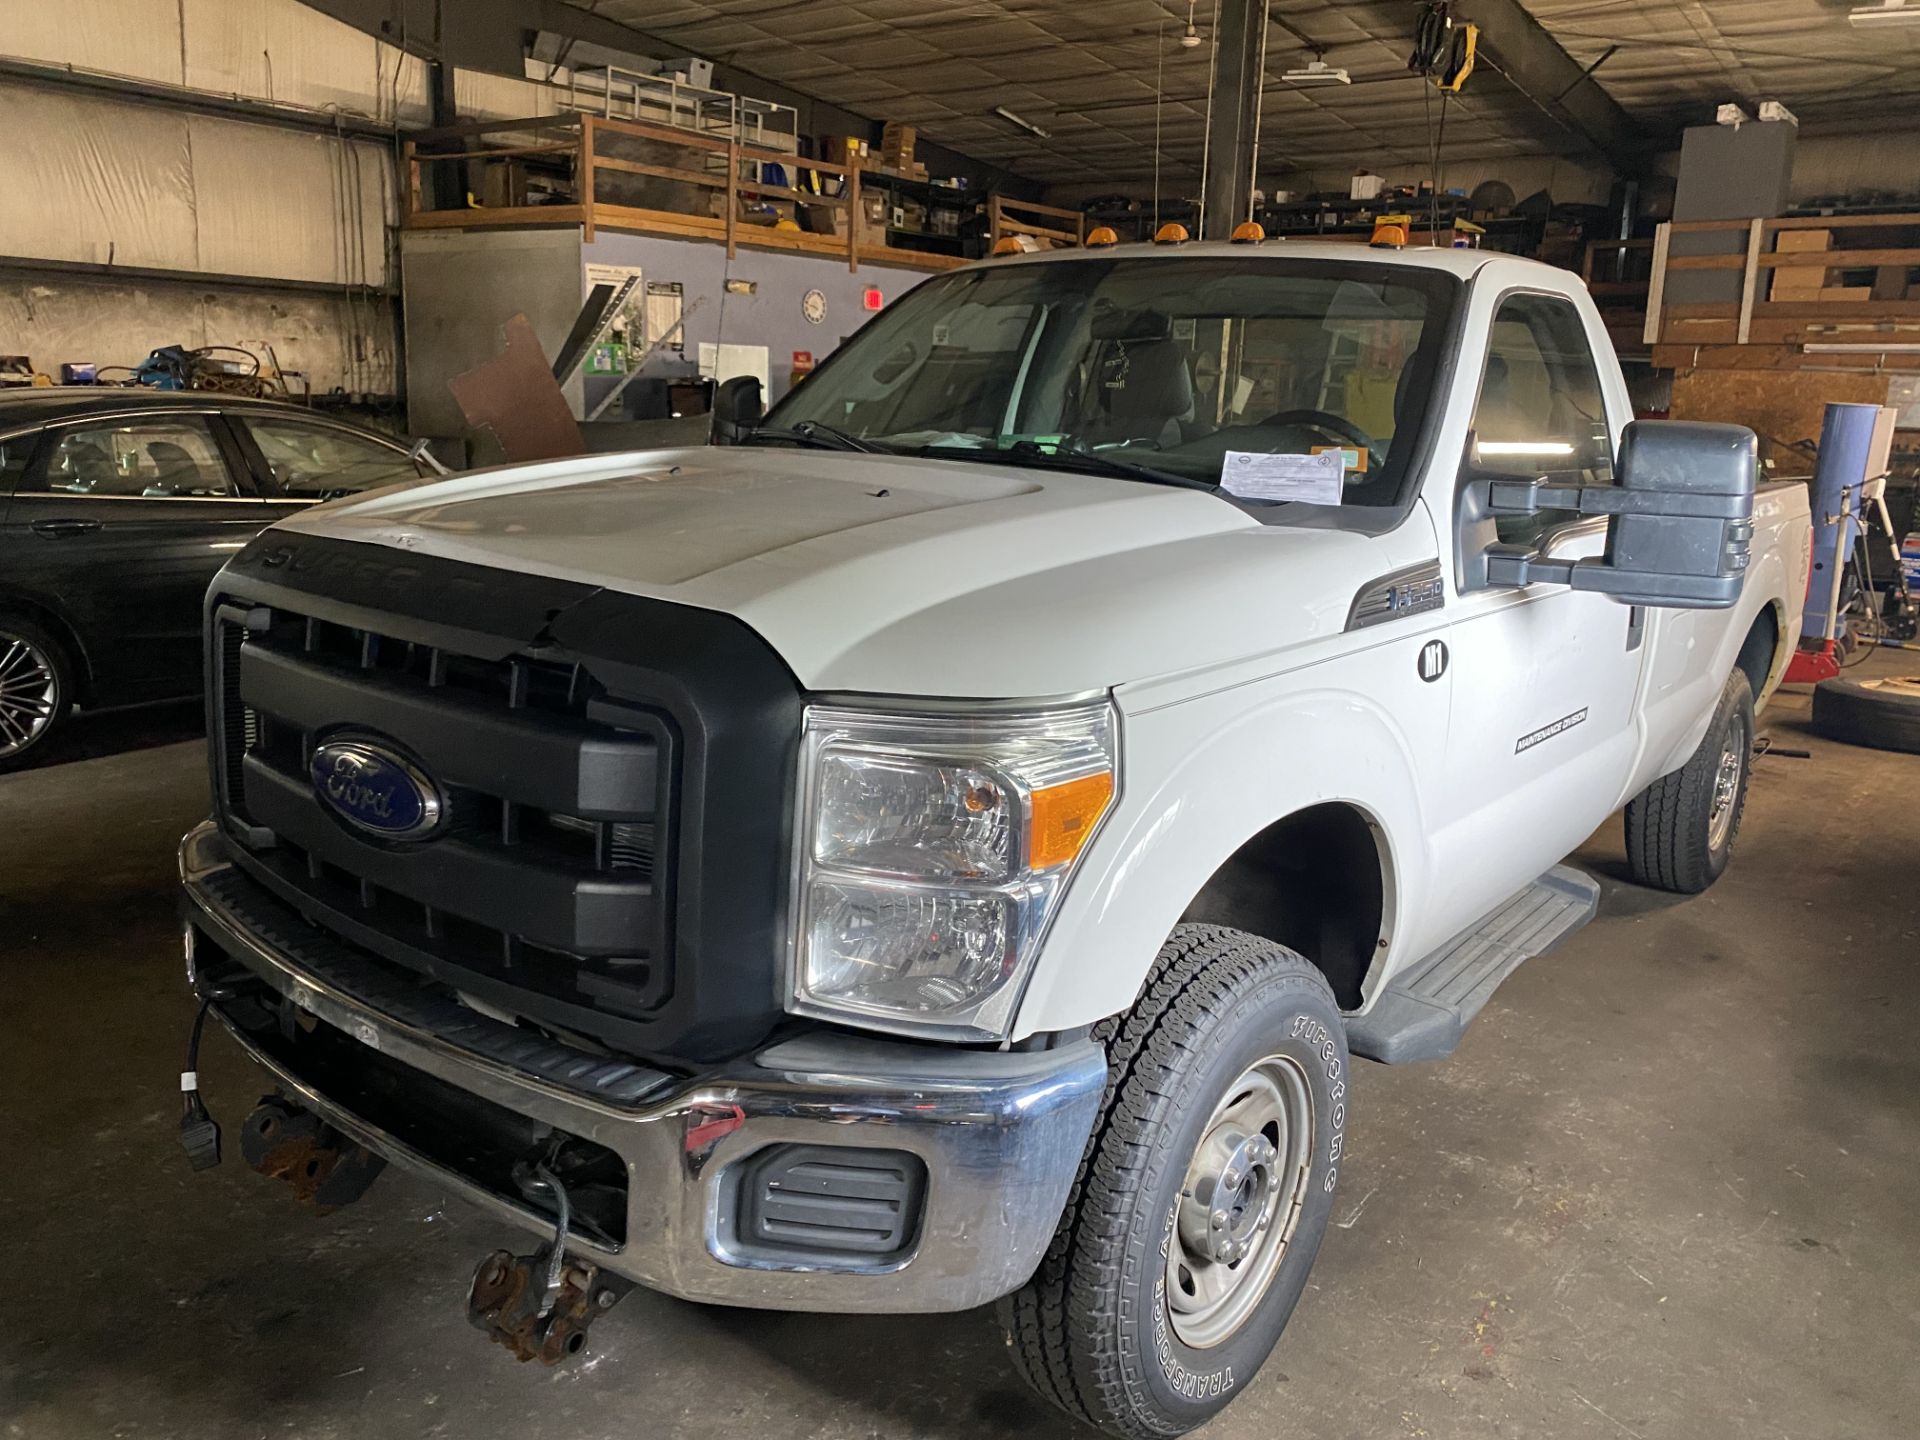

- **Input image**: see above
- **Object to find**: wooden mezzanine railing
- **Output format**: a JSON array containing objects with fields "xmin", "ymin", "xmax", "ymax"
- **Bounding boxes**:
[{"xmin": 402, "ymin": 113, "xmax": 1089, "ymax": 275}]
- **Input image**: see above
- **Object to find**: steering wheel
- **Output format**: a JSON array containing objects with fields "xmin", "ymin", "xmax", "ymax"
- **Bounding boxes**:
[{"xmin": 1254, "ymin": 408, "xmax": 1379, "ymax": 463}]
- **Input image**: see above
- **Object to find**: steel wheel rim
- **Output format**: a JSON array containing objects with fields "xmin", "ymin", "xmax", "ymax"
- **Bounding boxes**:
[
  {"xmin": 0, "ymin": 632, "xmax": 58, "ymax": 759},
  {"xmin": 1165, "ymin": 1054, "xmax": 1315, "ymax": 1350},
  {"xmin": 1708, "ymin": 710, "xmax": 1749, "ymax": 852}
]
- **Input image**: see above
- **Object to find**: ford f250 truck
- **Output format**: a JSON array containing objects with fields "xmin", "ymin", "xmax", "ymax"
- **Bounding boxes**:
[{"xmin": 179, "ymin": 242, "xmax": 1810, "ymax": 1437}]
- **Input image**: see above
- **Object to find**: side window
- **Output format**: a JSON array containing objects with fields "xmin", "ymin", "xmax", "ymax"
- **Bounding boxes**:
[
  {"xmin": 1467, "ymin": 293, "xmax": 1614, "ymax": 545},
  {"xmin": 35, "ymin": 418, "xmax": 237, "ymax": 499},
  {"xmin": 244, "ymin": 418, "xmax": 420, "ymax": 497},
  {"xmin": 0, "ymin": 434, "xmax": 35, "ymax": 495}
]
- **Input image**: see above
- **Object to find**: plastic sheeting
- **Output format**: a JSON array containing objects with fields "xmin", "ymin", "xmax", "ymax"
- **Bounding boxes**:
[
  {"xmin": 0, "ymin": 88, "xmax": 198, "ymax": 271},
  {"xmin": 5, "ymin": 0, "xmax": 431, "ymax": 124},
  {"xmin": 0, "ymin": 85, "xmax": 394, "ymax": 288}
]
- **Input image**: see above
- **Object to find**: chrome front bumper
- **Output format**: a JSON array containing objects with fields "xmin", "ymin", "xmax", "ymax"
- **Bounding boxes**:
[{"xmin": 180, "ymin": 820, "xmax": 1105, "ymax": 1312}]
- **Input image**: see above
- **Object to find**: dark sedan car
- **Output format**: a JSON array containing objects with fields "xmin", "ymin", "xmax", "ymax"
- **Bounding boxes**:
[{"xmin": 0, "ymin": 390, "xmax": 441, "ymax": 768}]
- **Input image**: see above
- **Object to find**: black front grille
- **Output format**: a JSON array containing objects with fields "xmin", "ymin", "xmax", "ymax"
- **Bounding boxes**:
[
  {"xmin": 203, "ymin": 532, "xmax": 802, "ymax": 1063},
  {"xmin": 212, "ymin": 599, "xmax": 678, "ymax": 1033}
]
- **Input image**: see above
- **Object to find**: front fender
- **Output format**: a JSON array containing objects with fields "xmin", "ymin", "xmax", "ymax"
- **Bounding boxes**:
[{"xmin": 1012, "ymin": 675, "xmax": 1441, "ymax": 1039}]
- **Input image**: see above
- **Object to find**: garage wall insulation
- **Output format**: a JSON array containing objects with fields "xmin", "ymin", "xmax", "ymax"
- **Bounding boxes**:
[
  {"xmin": 4, "ymin": 0, "xmax": 430, "ymax": 123},
  {"xmin": 0, "ymin": 86, "xmax": 393, "ymax": 289},
  {"xmin": 4, "ymin": 0, "xmax": 573, "ymax": 126}
]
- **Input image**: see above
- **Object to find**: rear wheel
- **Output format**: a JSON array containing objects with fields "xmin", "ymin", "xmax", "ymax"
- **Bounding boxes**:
[
  {"xmin": 0, "ymin": 618, "xmax": 69, "ymax": 771},
  {"xmin": 1000, "ymin": 925, "xmax": 1346, "ymax": 1439},
  {"xmin": 1624, "ymin": 668, "xmax": 1753, "ymax": 894}
]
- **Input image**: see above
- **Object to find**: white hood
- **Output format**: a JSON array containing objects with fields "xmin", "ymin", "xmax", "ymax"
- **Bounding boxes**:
[{"xmin": 276, "ymin": 447, "xmax": 1428, "ymax": 699}]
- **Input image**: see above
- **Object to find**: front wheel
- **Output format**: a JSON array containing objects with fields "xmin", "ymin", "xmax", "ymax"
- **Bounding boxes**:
[{"xmin": 1000, "ymin": 926, "xmax": 1347, "ymax": 1439}]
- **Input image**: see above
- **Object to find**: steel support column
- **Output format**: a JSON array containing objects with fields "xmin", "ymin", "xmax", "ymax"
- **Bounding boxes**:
[{"xmin": 1200, "ymin": 0, "xmax": 1269, "ymax": 240}]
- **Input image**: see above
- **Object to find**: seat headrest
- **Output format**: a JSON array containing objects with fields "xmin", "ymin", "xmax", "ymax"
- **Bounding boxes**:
[{"xmin": 1100, "ymin": 338, "xmax": 1194, "ymax": 421}]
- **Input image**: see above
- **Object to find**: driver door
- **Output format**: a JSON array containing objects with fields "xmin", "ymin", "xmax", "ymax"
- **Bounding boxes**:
[{"xmin": 1425, "ymin": 290, "xmax": 1647, "ymax": 939}]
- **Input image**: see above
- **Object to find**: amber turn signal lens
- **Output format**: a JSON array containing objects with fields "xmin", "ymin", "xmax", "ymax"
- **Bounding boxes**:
[{"xmin": 1028, "ymin": 771, "xmax": 1115, "ymax": 870}]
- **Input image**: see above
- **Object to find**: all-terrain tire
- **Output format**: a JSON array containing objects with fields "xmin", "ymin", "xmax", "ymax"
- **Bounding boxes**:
[
  {"xmin": 1624, "ymin": 668, "xmax": 1754, "ymax": 894},
  {"xmin": 0, "ymin": 615, "xmax": 73, "ymax": 772},
  {"xmin": 999, "ymin": 925, "xmax": 1348, "ymax": 1439},
  {"xmin": 1810, "ymin": 674, "xmax": 1920, "ymax": 755}
]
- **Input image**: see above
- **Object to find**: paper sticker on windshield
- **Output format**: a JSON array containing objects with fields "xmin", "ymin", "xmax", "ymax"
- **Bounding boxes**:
[
  {"xmin": 1312, "ymin": 444, "xmax": 1367, "ymax": 473},
  {"xmin": 1221, "ymin": 450, "xmax": 1343, "ymax": 505}
]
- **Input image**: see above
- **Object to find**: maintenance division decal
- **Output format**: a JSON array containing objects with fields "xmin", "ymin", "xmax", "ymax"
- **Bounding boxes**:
[{"xmin": 1515, "ymin": 708, "xmax": 1589, "ymax": 754}]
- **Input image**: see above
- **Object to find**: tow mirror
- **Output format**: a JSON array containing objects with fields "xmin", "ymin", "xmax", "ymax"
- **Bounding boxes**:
[
  {"xmin": 710, "ymin": 375, "xmax": 764, "ymax": 446},
  {"xmin": 1458, "ymin": 420, "xmax": 1758, "ymax": 610}
]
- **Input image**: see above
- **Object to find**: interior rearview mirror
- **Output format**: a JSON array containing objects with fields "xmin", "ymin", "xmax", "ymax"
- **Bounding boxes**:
[
  {"xmin": 710, "ymin": 375, "xmax": 765, "ymax": 446},
  {"xmin": 1457, "ymin": 420, "xmax": 1758, "ymax": 610}
]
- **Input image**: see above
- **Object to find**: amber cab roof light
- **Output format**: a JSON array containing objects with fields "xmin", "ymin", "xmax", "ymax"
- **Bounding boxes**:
[
  {"xmin": 1370, "ymin": 214, "xmax": 1411, "ymax": 249},
  {"xmin": 1153, "ymin": 222, "xmax": 1191, "ymax": 245},
  {"xmin": 1086, "ymin": 226, "xmax": 1120, "ymax": 248},
  {"xmin": 1230, "ymin": 221, "xmax": 1266, "ymax": 245}
]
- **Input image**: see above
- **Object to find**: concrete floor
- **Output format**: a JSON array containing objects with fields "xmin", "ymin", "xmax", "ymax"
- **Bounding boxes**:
[{"xmin": 3, "ymin": 664, "xmax": 1917, "ymax": 1440}]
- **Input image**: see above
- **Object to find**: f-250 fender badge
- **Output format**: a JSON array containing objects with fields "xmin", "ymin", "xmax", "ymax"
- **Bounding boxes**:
[{"xmin": 1417, "ymin": 639, "xmax": 1448, "ymax": 682}]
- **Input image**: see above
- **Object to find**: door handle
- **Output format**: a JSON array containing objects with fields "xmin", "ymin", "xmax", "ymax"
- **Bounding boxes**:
[{"xmin": 29, "ymin": 518, "xmax": 103, "ymax": 537}]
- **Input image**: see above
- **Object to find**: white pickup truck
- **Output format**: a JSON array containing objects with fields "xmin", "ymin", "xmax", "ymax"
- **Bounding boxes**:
[{"xmin": 179, "ymin": 242, "xmax": 1809, "ymax": 1437}]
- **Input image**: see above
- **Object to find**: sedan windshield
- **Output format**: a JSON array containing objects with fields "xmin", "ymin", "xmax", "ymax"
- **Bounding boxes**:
[{"xmin": 764, "ymin": 255, "xmax": 1459, "ymax": 507}]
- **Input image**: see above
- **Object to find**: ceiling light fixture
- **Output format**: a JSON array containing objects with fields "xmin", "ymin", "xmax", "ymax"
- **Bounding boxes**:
[
  {"xmin": 1181, "ymin": 0, "xmax": 1203, "ymax": 48},
  {"xmin": 1850, "ymin": 0, "xmax": 1920, "ymax": 26},
  {"xmin": 993, "ymin": 105, "xmax": 1051, "ymax": 139},
  {"xmin": 1283, "ymin": 59, "xmax": 1351, "ymax": 85}
]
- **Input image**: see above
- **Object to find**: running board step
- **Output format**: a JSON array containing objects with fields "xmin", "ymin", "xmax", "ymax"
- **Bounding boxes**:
[{"xmin": 1345, "ymin": 864, "xmax": 1600, "ymax": 1065}]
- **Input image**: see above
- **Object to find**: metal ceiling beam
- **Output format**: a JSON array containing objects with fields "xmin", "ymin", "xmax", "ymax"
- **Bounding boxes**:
[
  {"xmin": 1463, "ymin": 0, "xmax": 1647, "ymax": 166},
  {"xmin": 1200, "ymin": 0, "xmax": 1269, "ymax": 239}
]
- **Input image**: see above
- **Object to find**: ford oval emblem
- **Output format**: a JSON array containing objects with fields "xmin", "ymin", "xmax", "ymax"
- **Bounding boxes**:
[{"xmin": 310, "ymin": 735, "xmax": 445, "ymax": 840}]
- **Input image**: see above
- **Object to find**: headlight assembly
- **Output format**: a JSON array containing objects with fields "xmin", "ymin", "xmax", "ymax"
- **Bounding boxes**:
[{"xmin": 789, "ymin": 702, "xmax": 1118, "ymax": 1039}]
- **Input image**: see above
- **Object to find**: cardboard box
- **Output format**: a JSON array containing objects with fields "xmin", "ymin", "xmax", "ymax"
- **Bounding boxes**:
[
  {"xmin": 1775, "ymin": 228, "xmax": 1831, "ymax": 253},
  {"xmin": 1770, "ymin": 268, "xmax": 1826, "ymax": 301},
  {"xmin": 1350, "ymin": 172, "xmax": 1385, "ymax": 200},
  {"xmin": 881, "ymin": 121, "xmax": 917, "ymax": 168},
  {"xmin": 1820, "ymin": 286, "xmax": 1873, "ymax": 303},
  {"xmin": 478, "ymin": 159, "xmax": 530, "ymax": 209},
  {"xmin": 804, "ymin": 203, "xmax": 848, "ymax": 238}
]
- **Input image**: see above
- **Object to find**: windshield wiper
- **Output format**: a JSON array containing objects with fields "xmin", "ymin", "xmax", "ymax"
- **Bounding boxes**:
[
  {"xmin": 744, "ymin": 420, "xmax": 887, "ymax": 453},
  {"xmin": 920, "ymin": 439, "xmax": 1214, "ymax": 492}
]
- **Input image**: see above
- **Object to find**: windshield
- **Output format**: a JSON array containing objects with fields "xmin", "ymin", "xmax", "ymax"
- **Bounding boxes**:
[{"xmin": 764, "ymin": 255, "xmax": 1460, "ymax": 507}]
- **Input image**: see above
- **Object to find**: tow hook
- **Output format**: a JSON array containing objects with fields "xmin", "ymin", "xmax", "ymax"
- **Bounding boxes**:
[
  {"xmin": 238, "ymin": 1096, "xmax": 387, "ymax": 1212},
  {"xmin": 466, "ymin": 1162, "xmax": 627, "ymax": 1364}
]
